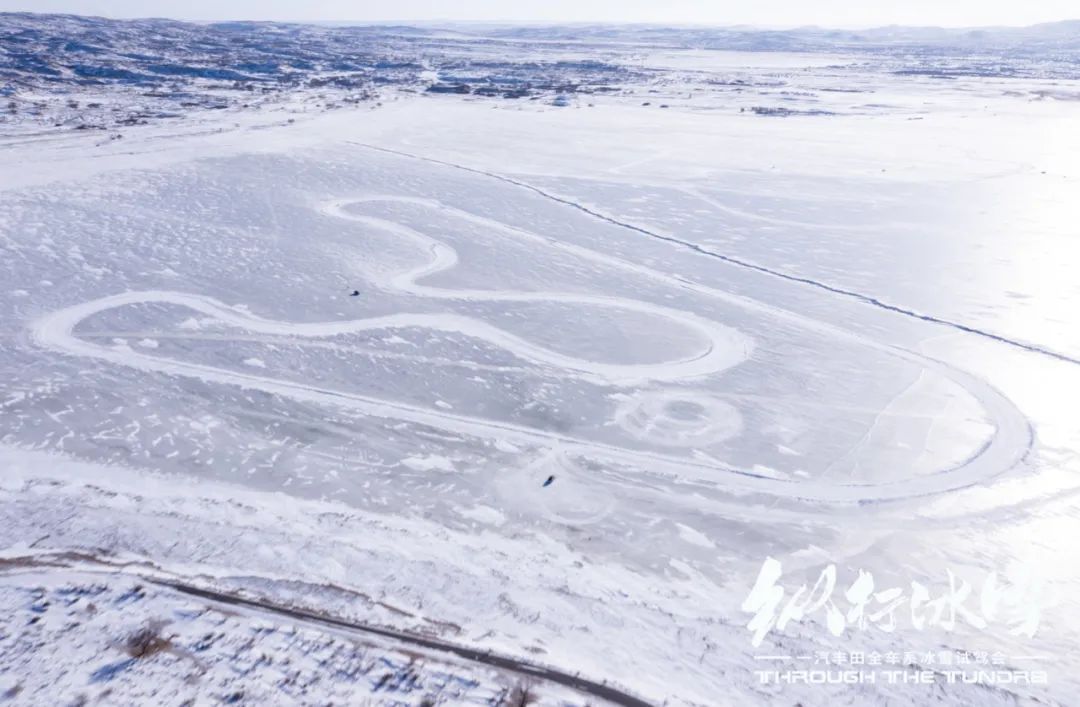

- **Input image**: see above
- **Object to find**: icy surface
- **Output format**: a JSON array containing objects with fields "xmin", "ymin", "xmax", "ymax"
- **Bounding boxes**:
[{"xmin": 2, "ymin": 14, "xmax": 1080, "ymax": 707}]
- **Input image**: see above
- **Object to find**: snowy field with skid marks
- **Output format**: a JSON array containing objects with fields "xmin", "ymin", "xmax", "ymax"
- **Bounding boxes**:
[{"xmin": 3, "ymin": 30, "xmax": 1080, "ymax": 706}]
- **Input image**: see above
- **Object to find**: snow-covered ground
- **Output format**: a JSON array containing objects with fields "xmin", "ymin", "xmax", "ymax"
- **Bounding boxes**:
[
  {"xmin": 0, "ymin": 562, "xmax": 573, "ymax": 706},
  {"xmin": 2, "ymin": 19, "xmax": 1080, "ymax": 706}
]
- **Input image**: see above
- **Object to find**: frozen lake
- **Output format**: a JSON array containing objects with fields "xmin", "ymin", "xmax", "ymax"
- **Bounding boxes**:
[{"xmin": 2, "ymin": 38, "xmax": 1080, "ymax": 706}]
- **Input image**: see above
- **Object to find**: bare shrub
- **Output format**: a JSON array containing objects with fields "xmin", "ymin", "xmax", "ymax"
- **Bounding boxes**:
[{"xmin": 124, "ymin": 621, "xmax": 173, "ymax": 659}]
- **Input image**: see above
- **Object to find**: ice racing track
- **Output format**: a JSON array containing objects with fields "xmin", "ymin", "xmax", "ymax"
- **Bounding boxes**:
[{"xmin": 29, "ymin": 193, "xmax": 1034, "ymax": 506}]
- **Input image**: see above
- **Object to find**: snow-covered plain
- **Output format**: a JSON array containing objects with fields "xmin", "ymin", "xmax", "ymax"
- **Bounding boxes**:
[{"xmin": 2, "ymin": 17, "xmax": 1080, "ymax": 707}]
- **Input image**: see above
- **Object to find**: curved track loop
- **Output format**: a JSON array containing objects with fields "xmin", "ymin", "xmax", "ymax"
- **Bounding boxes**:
[
  {"xmin": 30, "ymin": 193, "xmax": 1033, "ymax": 504},
  {"xmin": 321, "ymin": 196, "xmax": 753, "ymax": 386}
]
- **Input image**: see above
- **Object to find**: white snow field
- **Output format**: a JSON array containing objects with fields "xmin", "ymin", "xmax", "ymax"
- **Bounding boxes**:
[{"xmin": 3, "ymin": 40, "xmax": 1080, "ymax": 707}]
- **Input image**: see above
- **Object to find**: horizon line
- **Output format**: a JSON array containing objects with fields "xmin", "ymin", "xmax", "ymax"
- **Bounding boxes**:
[{"xmin": 5, "ymin": 10, "xmax": 1080, "ymax": 33}]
